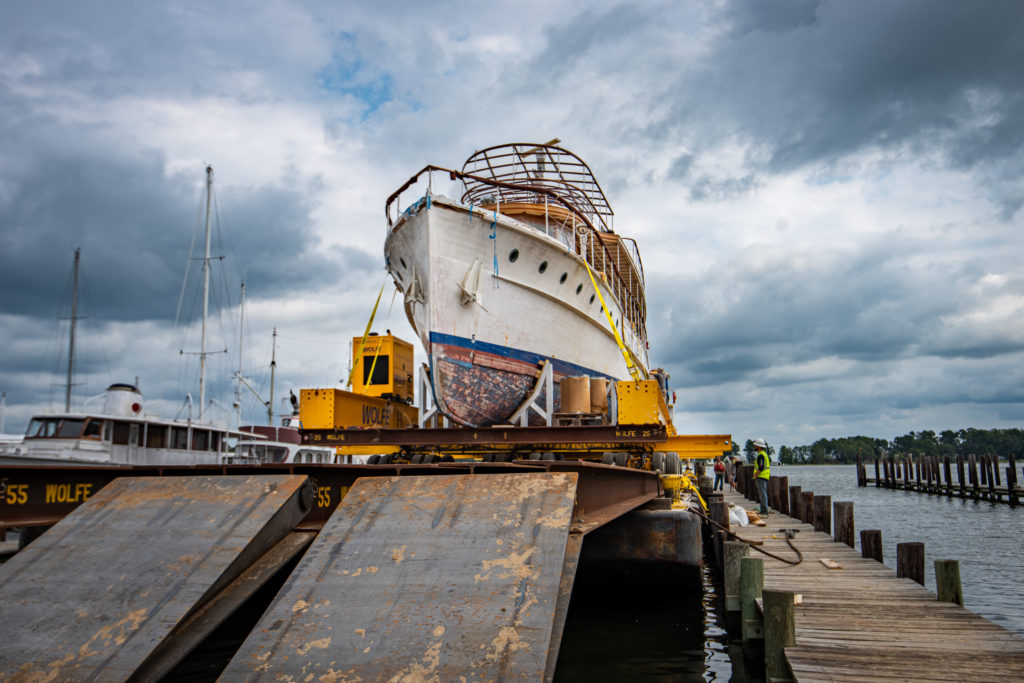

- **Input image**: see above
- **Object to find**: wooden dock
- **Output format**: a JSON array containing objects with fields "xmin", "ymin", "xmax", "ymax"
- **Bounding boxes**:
[
  {"xmin": 857, "ymin": 453, "xmax": 1022, "ymax": 505},
  {"xmin": 718, "ymin": 486, "xmax": 1024, "ymax": 681}
]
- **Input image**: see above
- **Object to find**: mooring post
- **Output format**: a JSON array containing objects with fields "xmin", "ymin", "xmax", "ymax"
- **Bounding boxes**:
[
  {"xmin": 943, "ymin": 456, "xmax": 952, "ymax": 496},
  {"xmin": 776, "ymin": 475, "xmax": 789, "ymax": 516},
  {"xmin": 874, "ymin": 458, "xmax": 880, "ymax": 487},
  {"xmin": 801, "ymin": 492, "xmax": 814, "ymax": 525},
  {"xmin": 956, "ymin": 454, "xmax": 965, "ymax": 497},
  {"xmin": 935, "ymin": 559, "xmax": 964, "ymax": 606},
  {"xmin": 903, "ymin": 456, "xmax": 912, "ymax": 487},
  {"xmin": 897, "ymin": 542, "xmax": 926, "ymax": 585},
  {"xmin": 723, "ymin": 541, "xmax": 749, "ymax": 612},
  {"xmin": 833, "ymin": 502, "xmax": 854, "ymax": 547},
  {"xmin": 980, "ymin": 454, "xmax": 988, "ymax": 487},
  {"xmin": 709, "ymin": 498, "xmax": 730, "ymax": 569},
  {"xmin": 1009, "ymin": 453, "xmax": 1019, "ymax": 506},
  {"xmin": 861, "ymin": 529, "xmax": 883, "ymax": 562},
  {"xmin": 740, "ymin": 556, "xmax": 764, "ymax": 644},
  {"xmin": 856, "ymin": 455, "xmax": 864, "ymax": 486},
  {"xmin": 813, "ymin": 495, "xmax": 831, "ymax": 534},
  {"xmin": 915, "ymin": 454, "xmax": 922, "ymax": 487},
  {"xmin": 968, "ymin": 454, "xmax": 979, "ymax": 492},
  {"xmin": 698, "ymin": 476, "xmax": 713, "ymax": 503},
  {"xmin": 789, "ymin": 485, "xmax": 802, "ymax": 520},
  {"xmin": 763, "ymin": 589, "xmax": 796, "ymax": 681}
]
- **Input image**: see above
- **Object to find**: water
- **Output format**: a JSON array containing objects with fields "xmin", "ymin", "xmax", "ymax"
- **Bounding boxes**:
[{"xmin": 776, "ymin": 464, "xmax": 1024, "ymax": 636}]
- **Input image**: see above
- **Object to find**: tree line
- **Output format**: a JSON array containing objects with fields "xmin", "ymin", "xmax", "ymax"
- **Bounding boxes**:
[{"xmin": 744, "ymin": 428, "xmax": 1024, "ymax": 465}]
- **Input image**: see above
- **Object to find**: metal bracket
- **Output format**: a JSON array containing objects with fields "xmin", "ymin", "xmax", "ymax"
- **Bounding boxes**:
[
  {"xmin": 417, "ymin": 363, "xmax": 446, "ymax": 429},
  {"xmin": 509, "ymin": 360, "xmax": 554, "ymax": 427}
]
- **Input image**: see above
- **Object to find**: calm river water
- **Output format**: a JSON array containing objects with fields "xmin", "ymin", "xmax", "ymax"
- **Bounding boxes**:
[{"xmin": 556, "ymin": 463, "xmax": 1024, "ymax": 681}]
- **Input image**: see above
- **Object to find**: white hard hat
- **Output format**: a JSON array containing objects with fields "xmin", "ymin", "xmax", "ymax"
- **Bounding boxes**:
[{"xmin": 753, "ymin": 438, "xmax": 767, "ymax": 449}]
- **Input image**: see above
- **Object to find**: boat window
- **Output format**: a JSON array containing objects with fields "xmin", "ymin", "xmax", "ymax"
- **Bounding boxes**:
[
  {"xmin": 508, "ymin": 249, "xmax": 519, "ymax": 262},
  {"xmin": 171, "ymin": 427, "xmax": 189, "ymax": 450},
  {"xmin": 146, "ymin": 425, "xmax": 167, "ymax": 448},
  {"xmin": 210, "ymin": 431, "xmax": 223, "ymax": 451},
  {"xmin": 559, "ymin": 272, "xmax": 568, "ymax": 284},
  {"xmin": 83, "ymin": 419, "xmax": 103, "ymax": 439},
  {"xmin": 57, "ymin": 419, "xmax": 85, "ymax": 438},
  {"xmin": 589, "ymin": 294, "xmax": 595, "ymax": 305},
  {"xmin": 399, "ymin": 257, "xmax": 407, "ymax": 269},
  {"xmin": 193, "ymin": 429, "xmax": 209, "ymax": 451},
  {"xmin": 576, "ymin": 284, "xmax": 583, "ymax": 295},
  {"xmin": 25, "ymin": 419, "xmax": 45, "ymax": 437},
  {"xmin": 538, "ymin": 261, "xmax": 548, "ymax": 273},
  {"xmin": 129, "ymin": 423, "xmax": 140, "ymax": 446},
  {"xmin": 103, "ymin": 421, "xmax": 112, "ymax": 441},
  {"xmin": 112, "ymin": 422, "xmax": 131, "ymax": 445}
]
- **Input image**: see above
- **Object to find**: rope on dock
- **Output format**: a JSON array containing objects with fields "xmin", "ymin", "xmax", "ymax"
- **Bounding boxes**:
[{"xmin": 696, "ymin": 506, "xmax": 804, "ymax": 566}]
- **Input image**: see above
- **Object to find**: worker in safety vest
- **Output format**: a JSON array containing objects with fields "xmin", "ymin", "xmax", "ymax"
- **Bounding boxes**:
[{"xmin": 752, "ymin": 438, "xmax": 771, "ymax": 514}]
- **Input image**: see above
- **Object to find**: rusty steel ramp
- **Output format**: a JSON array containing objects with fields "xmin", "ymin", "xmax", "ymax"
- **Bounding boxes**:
[
  {"xmin": 0, "ymin": 474, "xmax": 313, "ymax": 682},
  {"xmin": 221, "ymin": 472, "xmax": 581, "ymax": 681}
]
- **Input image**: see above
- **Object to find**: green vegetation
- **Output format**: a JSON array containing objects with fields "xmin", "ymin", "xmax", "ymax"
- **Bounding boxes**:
[{"xmin": 774, "ymin": 429, "xmax": 1024, "ymax": 464}]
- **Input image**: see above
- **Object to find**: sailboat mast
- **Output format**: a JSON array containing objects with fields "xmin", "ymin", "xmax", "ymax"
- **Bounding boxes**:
[
  {"xmin": 236, "ymin": 282, "xmax": 245, "ymax": 427},
  {"xmin": 65, "ymin": 247, "xmax": 80, "ymax": 412},
  {"xmin": 268, "ymin": 328, "xmax": 276, "ymax": 425},
  {"xmin": 199, "ymin": 166, "xmax": 213, "ymax": 420}
]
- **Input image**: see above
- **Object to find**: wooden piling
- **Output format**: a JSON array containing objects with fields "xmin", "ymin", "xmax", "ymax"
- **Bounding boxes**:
[
  {"xmin": 763, "ymin": 589, "xmax": 796, "ymax": 681},
  {"xmin": 723, "ymin": 541, "xmax": 749, "ymax": 612},
  {"xmin": 801, "ymin": 492, "xmax": 814, "ymax": 525},
  {"xmin": 861, "ymin": 529, "xmax": 883, "ymax": 562},
  {"xmin": 980, "ymin": 454, "xmax": 988, "ymax": 487},
  {"xmin": 874, "ymin": 458, "xmax": 881, "ymax": 487},
  {"xmin": 943, "ymin": 456, "xmax": 952, "ymax": 495},
  {"xmin": 813, "ymin": 494, "xmax": 831, "ymax": 534},
  {"xmin": 740, "ymin": 556, "xmax": 764, "ymax": 643},
  {"xmin": 957, "ymin": 454, "xmax": 966, "ymax": 496},
  {"xmin": 897, "ymin": 542, "xmax": 925, "ymax": 586},
  {"xmin": 789, "ymin": 485, "xmax": 802, "ymax": 520},
  {"xmin": 776, "ymin": 476, "xmax": 789, "ymax": 516},
  {"xmin": 833, "ymin": 502, "xmax": 854, "ymax": 548},
  {"xmin": 993, "ymin": 455, "xmax": 1002, "ymax": 487},
  {"xmin": 903, "ymin": 456, "xmax": 912, "ymax": 487},
  {"xmin": 935, "ymin": 559, "xmax": 964, "ymax": 607},
  {"xmin": 969, "ymin": 454, "xmax": 979, "ymax": 491}
]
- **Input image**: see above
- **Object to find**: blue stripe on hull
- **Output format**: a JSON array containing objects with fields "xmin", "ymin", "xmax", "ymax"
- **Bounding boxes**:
[{"xmin": 428, "ymin": 331, "xmax": 616, "ymax": 381}]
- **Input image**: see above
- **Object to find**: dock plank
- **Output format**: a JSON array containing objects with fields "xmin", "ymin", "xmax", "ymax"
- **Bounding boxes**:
[{"xmin": 722, "ymin": 489, "xmax": 1024, "ymax": 681}]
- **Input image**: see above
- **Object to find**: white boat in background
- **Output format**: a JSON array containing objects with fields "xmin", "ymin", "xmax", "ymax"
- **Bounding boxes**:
[
  {"xmin": 385, "ymin": 142, "xmax": 650, "ymax": 427},
  {"xmin": 0, "ymin": 383, "xmax": 255, "ymax": 467},
  {"xmin": 234, "ymin": 419, "xmax": 336, "ymax": 465}
]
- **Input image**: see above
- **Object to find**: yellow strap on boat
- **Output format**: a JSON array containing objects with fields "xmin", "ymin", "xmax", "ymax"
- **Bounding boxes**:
[
  {"xmin": 346, "ymin": 279, "xmax": 387, "ymax": 389},
  {"xmin": 583, "ymin": 259, "xmax": 642, "ymax": 381}
]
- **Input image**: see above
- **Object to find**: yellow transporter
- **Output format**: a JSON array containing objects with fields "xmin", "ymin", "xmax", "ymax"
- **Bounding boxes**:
[{"xmin": 299, "ymin": 334, "xmax": 419, "ymax": 455}]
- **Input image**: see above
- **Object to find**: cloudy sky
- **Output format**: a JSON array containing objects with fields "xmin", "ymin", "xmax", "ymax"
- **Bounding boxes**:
[{"xmin": 2, "ymin": 0, "xmax": 1022, "ymax": 448}]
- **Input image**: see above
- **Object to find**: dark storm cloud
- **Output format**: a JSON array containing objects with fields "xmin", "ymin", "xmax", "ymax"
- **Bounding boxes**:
[
  {"xmin": 665, "ymin": 0, "xmax": 1024, "ymax": 215},
  {"xmin": 0, "ymin": 119, "xmax": 367, "ymax": 322},
  {"xmin": 647, "ymin": 234, "xmax": 1024, "ymax": 390}
]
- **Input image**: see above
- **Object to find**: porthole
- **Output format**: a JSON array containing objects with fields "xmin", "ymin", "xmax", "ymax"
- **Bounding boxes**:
[
  {"xmin": 399, "ymin": 257, "xmax": 407, "ymax": 269},
  {"xmin": 538, "ymin": 261, "xmax": 548, "ymax": 273},
  {"xmin": 509, "ymin": 249, "xmax": 519, "ymax": 262},
  {"xmin": 589, "ymin": 294, "xmax": 595, "ymax": 305},
  {"xmin": 559, "ymin": 272, "xmax": 568, "ymax": 284},
  {"xmin": 575, "ymin": 284, "xmax": 583, "ymax": 295}
]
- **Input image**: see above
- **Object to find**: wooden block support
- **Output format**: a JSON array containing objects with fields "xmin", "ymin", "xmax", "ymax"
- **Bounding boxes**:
[
  {"xmin": 813, "ymin": 495, "xmax": 831, "ymax": 534},
  {"xmin": 723, "ymin": 541, "xmax": 749, "ymax": 612},
  {"xmin": 833, "ymin": 501, "xmax": 854, "ymax": 548},
  {"xmin": 861, "ymin": 529, "xmax": 883, "ymax": 562},
  {"xmin": 935, "ymin": 559, "xmax": 964, "ymax": 606},
  {"xmin": 763, "ymin": 589, "xmax": 796, "ymax": 681},
  {"xmin": 897, "ymin": 542, "xmax": 926, "ymax": 586},
  {"xmin": 740, "ymin": 556, "xmax": 764, "ymax": 643}
]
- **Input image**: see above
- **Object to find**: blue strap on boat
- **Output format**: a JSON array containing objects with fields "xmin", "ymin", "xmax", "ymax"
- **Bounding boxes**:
[{"xmin": 426, "ymin": 194, "xmax": 431, "ymax": 209}]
